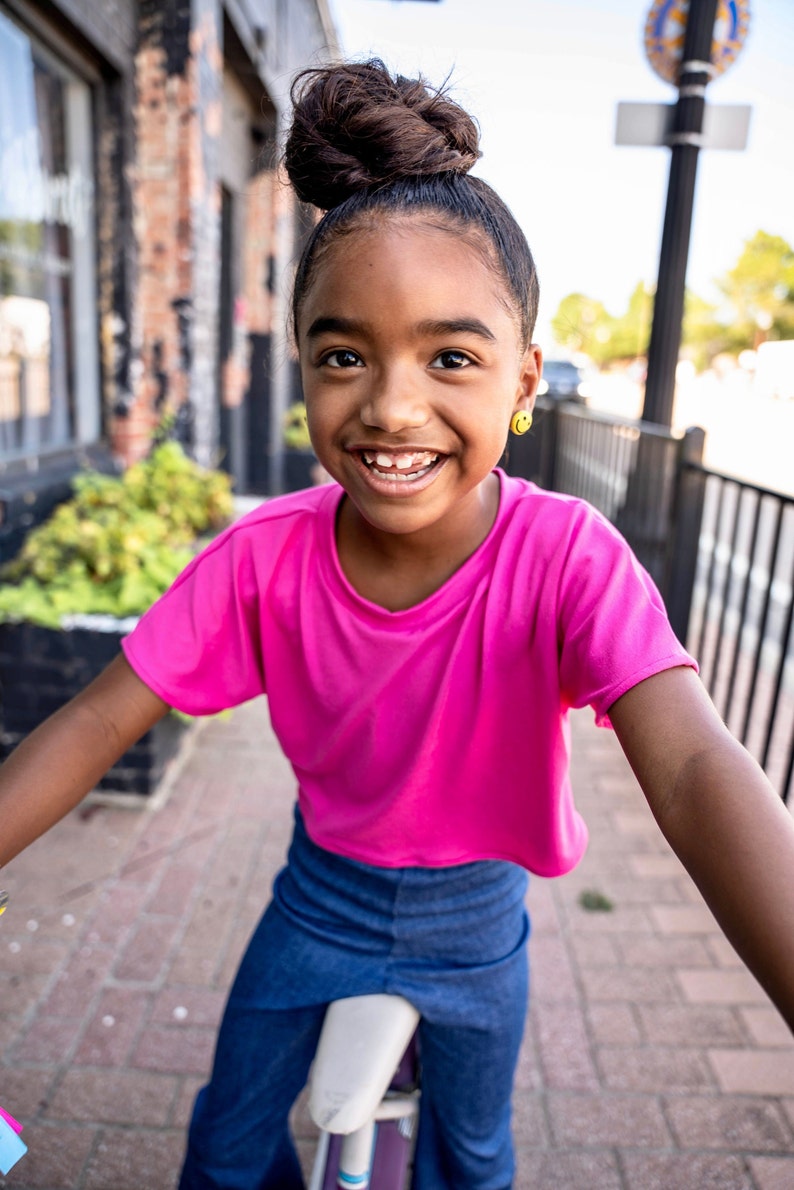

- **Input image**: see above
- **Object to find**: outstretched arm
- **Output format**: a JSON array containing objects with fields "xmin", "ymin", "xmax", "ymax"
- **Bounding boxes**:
[
  {"xmin": 0, "ymin": 654, "xmax": 169, "ymax": 868},
  {"xmin": 609, "ymin": 665, "xmax": 794, "ymax": 1032}
]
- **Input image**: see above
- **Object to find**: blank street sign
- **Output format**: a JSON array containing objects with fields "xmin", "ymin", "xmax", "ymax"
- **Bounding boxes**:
[{"xmin": 615, "ymin": 101, "xmax": 752, "ymax": 150}]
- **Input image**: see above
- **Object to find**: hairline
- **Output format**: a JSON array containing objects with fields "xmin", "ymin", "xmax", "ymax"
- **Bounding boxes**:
[
  {"xmin": 294, "ymin": 211, "xmax": 523, "ymax": 346},
  {"xmin": 290, "ymin": 178, "xmax": 538, "ymax": 351}
]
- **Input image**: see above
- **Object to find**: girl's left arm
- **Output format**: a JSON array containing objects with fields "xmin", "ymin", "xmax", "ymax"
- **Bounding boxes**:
[{"xmin": 609, "ymin": 665, "xmax": 794, "ymax": 1033}]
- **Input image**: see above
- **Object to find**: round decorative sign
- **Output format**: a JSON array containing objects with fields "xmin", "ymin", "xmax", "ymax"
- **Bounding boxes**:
[{"xmin": 644, "ymin": 0, "xmax": 751, "ymax": 86}]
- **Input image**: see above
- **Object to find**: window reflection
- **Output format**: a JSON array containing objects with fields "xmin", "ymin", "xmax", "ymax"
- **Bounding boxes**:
[{"xmin": 0, "ymin": 11, "xmax": 95, "ymax": 459}]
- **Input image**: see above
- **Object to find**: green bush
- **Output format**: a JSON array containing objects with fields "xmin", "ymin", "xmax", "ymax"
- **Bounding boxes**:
[{"xmin": 0, "ymin": 442, "xmax": 233, "ymax": 628}]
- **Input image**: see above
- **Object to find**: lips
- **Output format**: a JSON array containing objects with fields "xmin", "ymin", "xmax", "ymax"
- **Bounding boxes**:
[{"xmin": 360, "ymin": 450, "xmax": 441, "ymax": 482}]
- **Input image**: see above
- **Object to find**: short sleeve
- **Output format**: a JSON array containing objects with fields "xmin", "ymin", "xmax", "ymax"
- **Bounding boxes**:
[
  {"xmin": 556, "ymin": 505, "xmax": 697, "ymax": 725},
  {"xmin": 122, "ymin": 525, "xmax": 266, "ymax": 715}
]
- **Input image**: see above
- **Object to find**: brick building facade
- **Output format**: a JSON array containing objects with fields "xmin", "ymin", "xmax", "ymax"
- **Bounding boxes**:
[{"xmin": 0, "ymin": 0, "xmax": 337, "ymax": 560}]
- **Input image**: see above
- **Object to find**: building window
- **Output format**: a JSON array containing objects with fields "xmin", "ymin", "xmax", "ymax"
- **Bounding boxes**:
[{"xmin": 0, "ymin": 8, "xmax": 99, "ymax": 461}]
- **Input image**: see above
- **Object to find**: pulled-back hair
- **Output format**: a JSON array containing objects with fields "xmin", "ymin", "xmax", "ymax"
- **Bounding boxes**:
[{"xmin": 284, "ymin": 59, "xmax": 540, "ymax": 347}]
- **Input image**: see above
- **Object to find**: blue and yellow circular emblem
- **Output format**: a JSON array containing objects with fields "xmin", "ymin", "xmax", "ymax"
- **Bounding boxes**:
[{"xmin": 644, "ymin": 0, "xmax": 751, "ymax": 86}]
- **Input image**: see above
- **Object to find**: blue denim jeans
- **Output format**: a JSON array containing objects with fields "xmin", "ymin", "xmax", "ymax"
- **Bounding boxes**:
[{"xmin": 179, "ymin": 808, "xmax": 530, "ymax": 1189}]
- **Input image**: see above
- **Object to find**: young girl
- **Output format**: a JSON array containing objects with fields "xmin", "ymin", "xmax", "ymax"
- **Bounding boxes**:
[{"xmin": 1, "ymin": 59, "xmax": 794, "ymax": 1190}]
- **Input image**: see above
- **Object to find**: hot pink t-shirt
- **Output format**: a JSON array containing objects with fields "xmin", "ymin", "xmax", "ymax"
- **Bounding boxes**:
[{"xmin": 122, "ymin": 472, "xmax": 695, "ymax": 876}]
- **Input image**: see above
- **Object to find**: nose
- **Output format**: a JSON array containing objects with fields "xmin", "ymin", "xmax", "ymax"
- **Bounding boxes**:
[{"xmin": 360, "ymin": 365, "xmax": 430, "ymax": 434}]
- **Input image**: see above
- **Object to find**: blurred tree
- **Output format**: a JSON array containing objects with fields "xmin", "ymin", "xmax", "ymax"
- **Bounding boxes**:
[
  {"xmin": 551, "ymin": 285, "xmax": 653, "ymax": 366},
  {"xmin": 717, "ymin": 230, "xmax": 794, "ymax": 346},
  {"xmin": 551, "ymin": 230, "xmax": 794, "ymax": 370},
  {"xmin": 680, "ymin": 290, "xmax": 725, "ymax": 370},
  {"xmin": 550, "ymin": 293, "xmax": 611, "ymax": 357},
  {"xmin": 605, "ymin": 282, "xmax": 655, "ymax": 362}
]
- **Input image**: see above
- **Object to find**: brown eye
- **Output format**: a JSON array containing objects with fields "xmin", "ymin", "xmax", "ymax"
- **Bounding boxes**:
[
  {"xmin": 323, "ymin": 349, "xmax": 363, "ymax": 368},
  {"xmin": 430, "ymin": 350, "xmax": 472, "ymax": 370}
]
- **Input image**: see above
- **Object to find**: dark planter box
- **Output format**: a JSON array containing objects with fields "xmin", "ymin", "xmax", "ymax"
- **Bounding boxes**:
[{"xmin": 0, "ymin": 620, "xmax": 191, "ymax": 796}]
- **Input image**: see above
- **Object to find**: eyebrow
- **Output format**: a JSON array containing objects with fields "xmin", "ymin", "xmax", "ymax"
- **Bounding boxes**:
[
  {"xmin": 304, "ymin": 315, "xmax": 497, "ymax": 342},
  {"xmin": 416, "ymin": 318, "xmax": 497, "ymax": 342},
  {"xmin": 305, "ymin": 316, "xmax": 363, "ymax": 340}
]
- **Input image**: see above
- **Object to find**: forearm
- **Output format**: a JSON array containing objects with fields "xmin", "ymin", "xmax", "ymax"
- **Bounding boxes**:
[
  {"xmin": 611, "ymin": 668, "xmax": 794, "ymax": 1032},
  {"xmin": 0, "ymin": 655, "xmax": 169, "ymax": 867},
  {"xmin": 654, "ymin": 738, "xmax": 794, "ymax": 1031}
]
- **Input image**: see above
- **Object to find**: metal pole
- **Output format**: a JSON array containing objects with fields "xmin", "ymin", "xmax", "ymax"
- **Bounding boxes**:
[
  {"xmin": 642, "ymin": 0, "xmax": 720, "ymax": 426},
  {"xmin": 662, "ymin": 425, "xmax": 706, "ymax": 642}
]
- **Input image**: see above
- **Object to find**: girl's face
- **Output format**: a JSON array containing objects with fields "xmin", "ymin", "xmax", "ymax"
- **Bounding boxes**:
[{"xmin": 297, "ymin": 219, "xmax": 541, "ymax": 545}]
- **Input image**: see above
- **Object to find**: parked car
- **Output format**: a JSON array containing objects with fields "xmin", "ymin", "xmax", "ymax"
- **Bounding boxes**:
[{"xmin": 537, "ymin": 359, "xmax": 589, "ymax": 404}]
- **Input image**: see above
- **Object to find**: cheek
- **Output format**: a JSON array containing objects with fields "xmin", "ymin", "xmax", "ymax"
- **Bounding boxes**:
[
  {"xmin": 303, "ymin": 401, "xmax": 338, "ymax": 455},
  {"xmin": 304, "ymin": 402, "xmax": 322, "ymax": 439}
]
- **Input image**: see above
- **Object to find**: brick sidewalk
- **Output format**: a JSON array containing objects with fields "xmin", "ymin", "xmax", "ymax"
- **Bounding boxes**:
[{"xmin": 1, "ymin": 702, "xmax": 792, "ymax": 1189}]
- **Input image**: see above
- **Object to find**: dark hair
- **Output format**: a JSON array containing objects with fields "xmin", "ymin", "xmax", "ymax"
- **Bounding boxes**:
[{"xmin": 284, "ymin": 59, "xmax": 540, "ymax": 347}]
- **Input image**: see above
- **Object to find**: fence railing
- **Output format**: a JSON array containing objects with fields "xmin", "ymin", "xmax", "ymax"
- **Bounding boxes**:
[
  {"xmin": 686, "ymin": 467, "xmax": 793, "ymax": 805},
  {"xmin": 506, "ymin": 399, "xmax": 706, "ymax": 640},
  {"xmin": 505, "ymin": 398, "xmax": 793, "ymax": 803}
]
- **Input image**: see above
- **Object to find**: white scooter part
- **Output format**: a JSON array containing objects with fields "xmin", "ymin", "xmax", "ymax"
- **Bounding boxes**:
[{"xmin": 308, "ymin": 994, "xmax": 420, "ymax": 1189}]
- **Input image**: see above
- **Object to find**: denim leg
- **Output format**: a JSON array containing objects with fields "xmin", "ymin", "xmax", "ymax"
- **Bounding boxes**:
[
  {"xmin": 410, "ymin": 962, "xmax": 528, "ymax": 1189},
  {"xmin": 178, "ymin": 1003, "xmax": 325, "ymax": 1190}
]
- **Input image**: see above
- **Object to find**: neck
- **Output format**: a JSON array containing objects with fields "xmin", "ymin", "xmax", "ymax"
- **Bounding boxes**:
[{"xmin": 336, "ymin": 474, "xmax": 500, "ymax": 610}]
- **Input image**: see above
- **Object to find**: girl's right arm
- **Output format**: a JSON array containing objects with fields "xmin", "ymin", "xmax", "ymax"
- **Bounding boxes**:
[{"xmin": 0, "ymin": 654, "xmax": 169, "ymax": 868}]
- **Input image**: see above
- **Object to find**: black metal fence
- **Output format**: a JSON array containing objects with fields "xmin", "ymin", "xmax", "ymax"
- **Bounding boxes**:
[
  {"xmin": 505, "ymin": 399, "xmax": 793, "ymax": 803},
  {"xmin": 687, "ymin": 468, "xmax": 793, "ymax": 805}
]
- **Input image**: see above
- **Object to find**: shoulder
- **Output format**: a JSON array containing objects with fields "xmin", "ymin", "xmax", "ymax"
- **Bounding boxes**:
[
  {"xmin": 156, "ymin": 483, "xmax": 341, "ymax": 606},
  {"xmin": 220, "ymin": 483, "xmax": 338, "ymax": 539},
  {"xmin": 498, "ymin": 470, "xmax": 622, "ymax": 552},
  {"xmin": 194, "ymin": 484, "xmax": 339, "ymax": 563},
  {"xmin": 495, "ymin": 472, "xmax": 665, "ymax": 624}
]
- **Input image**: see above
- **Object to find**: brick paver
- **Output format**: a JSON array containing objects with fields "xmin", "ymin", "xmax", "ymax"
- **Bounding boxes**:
[{"xmin": 1, "ymin": 703, "xmax": 792, "ymax": 1188}]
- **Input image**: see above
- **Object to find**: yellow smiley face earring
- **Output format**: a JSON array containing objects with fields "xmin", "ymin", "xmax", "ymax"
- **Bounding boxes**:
[{"xmin": 510, "ymin": 410, "xmax": 532, "ymax": 436}]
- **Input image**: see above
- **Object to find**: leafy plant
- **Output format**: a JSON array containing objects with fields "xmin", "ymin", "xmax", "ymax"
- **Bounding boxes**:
[
  {"xmin": 282, "ymin": 402, "xmax": 312, "ymax": 451},
  {"xmin": 0, "ymin": 442, "xmax": 233, "ymax": 628}
]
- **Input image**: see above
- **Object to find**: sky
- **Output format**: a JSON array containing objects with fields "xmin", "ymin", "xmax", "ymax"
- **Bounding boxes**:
[{"xmin": 326, "ymin": 0, "xmax": 794, "ymax": 351}]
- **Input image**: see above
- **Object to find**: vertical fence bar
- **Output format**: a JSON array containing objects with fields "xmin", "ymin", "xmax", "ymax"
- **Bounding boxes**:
[
  {"xmin": 696, "ymin": 476, "xmax": 728, "ymax": 666},
  {"xmin": 664, "ymin": 428, "xmax": 706, "ymax": 645},
  {"xmin": 741, "ymin": 500, "xmax": 785, "ymax": 746},
  {"xmin": 723, "ymin": 489, "xmax": 764, "ymax": 724},
  {"xmin": 760, "ymin": 554, "xmax": 794, "ymax": 773},
  {"xmin": 784, "ymin": 722, "xmax": 794, "ymax": 806},
  {"xmin": 707, "ymin": 481, "xmax": 742, "ymax": 694}
]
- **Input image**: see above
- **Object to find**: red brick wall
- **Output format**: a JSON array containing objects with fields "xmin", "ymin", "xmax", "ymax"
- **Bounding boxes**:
[
  {"xmin": 107, "ymin": 1, "xmax": 313, "ymax": 479},
  {"xmin": 115, "ymin": 29, "xmax": 197, "ymax": 463}
]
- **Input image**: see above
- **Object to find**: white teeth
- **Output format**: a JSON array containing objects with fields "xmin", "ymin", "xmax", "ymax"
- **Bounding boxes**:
[
  {"xmin": 365, "ymin": 451, "xmax": 438, "ymax": 471},
  {"xmin": 360, "ymin": 449, "xmax": 440, "ymax": 482},
  {"xmin": 379, "ymin": 470, "xmax": 418, "ymax": 481}
]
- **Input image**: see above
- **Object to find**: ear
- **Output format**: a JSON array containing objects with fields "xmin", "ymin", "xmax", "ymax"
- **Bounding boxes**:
[{"xmin": 513, "ymin": 344, "xmax": 543, "ymax": 416}]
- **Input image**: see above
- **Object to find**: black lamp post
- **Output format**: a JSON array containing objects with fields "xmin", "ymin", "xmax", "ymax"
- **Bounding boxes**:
[{"xmin": 642, "ymin": 0, "xmax": 720, "ymax": 426}]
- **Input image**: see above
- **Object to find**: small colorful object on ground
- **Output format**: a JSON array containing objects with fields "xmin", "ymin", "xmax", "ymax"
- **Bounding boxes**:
[
  {"xmin": 0, "ymin": 1107, "xmax": 23, "ymax": 1134},
  {"xmin": 0, "ymin": 890, "xmax": 8, "ymax": 917},
  {"xmin": 0, "ymin": 1106, "xmax": 27, "ymax": 1175}
]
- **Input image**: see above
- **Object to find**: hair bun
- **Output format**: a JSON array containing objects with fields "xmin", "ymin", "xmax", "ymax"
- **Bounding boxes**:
[{"xmin": 284, "ymin": 59, "xmax": 481, "ymax": 211}]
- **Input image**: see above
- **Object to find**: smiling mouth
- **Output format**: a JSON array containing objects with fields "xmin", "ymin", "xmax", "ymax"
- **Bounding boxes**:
[{"xmin": 360, "ymin": 450, "xmax": 441, "ymax": 482}]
